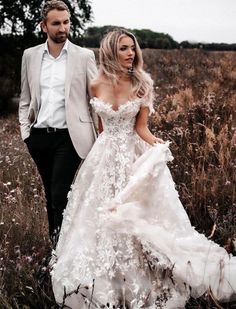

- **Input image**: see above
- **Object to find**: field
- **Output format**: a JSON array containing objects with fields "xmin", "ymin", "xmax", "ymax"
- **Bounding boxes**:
[{"xmin": 0, "ymin": 49, "xmax": 236, "ymax": 308}]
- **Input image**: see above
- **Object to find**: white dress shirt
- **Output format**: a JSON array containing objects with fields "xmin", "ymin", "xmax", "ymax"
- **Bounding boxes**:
[{"xmin": 34, "ymin": 40, "xmax": 68, "ymax": 128}]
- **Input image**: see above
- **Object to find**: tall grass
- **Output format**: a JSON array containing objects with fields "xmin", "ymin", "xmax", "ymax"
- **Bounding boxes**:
[
  {"xmin": 0, "ymin": 115, "xmax": 56, "ymax": 308},
  {"xmin": 0, "ymin": 49, "xmax": 235, "ymax": 308},
  {"xmin": 146, "ymin": 50, "xmax": 236, "ymax": 245}
]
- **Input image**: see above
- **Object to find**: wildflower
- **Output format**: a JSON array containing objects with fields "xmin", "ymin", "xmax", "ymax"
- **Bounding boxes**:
[
  {"xmin": 25, "ymin": 286, "xmax": 34, "ymax": 292},
  {"xmin": 41, "ymin": 266, "xmax": 47, "ymax": 272},
  {"xmin": 14, "ymin": 245, "xmax": 20, "ymax": 252},
  {"xmin": 23, "ymin": 255, "xmax": 32, "ymax": 263},
  {"xmin": 3, "ymin": 182, "xmax": 11, "ymax": 186}
]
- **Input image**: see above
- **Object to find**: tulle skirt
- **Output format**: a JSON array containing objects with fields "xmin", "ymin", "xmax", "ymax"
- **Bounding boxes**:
[{"xmin": 51, "ymin": 140, "xmax": 236, "ymax": 308}]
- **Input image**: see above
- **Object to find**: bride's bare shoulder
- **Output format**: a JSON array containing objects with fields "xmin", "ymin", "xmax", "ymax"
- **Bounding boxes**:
[
  {"xmin": 90, "ymin": 76, "xmax": 112, "ymax": 96},
  {"xmin": 90, "ymin": 79, "xmax": 100, "ymax": 97}
]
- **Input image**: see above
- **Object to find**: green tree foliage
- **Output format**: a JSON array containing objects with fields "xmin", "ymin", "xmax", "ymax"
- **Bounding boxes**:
[
  {"xmin": 132, "ymin": 29, "xmax": 178, "ymax": 49},
  {"xmin": 0, "ymin": 0, "xmax": 93, "ymax": 37},
  {"xmin": 0, "ymin": 35, "xmax": 31, "ymax": 111},
  {"xmin": 80, "ymin": 26, "xmax": 179, "ymax": 49},
  {"xmin": 64, "ymin": 0, "xmax": 93, "ymax": 37},
  {"xmin": 81, "ymin": 25, "xmax": 114, "ymax": 47}
]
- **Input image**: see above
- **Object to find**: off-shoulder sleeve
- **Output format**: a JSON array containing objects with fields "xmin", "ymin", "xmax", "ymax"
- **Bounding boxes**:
[{"xmin": 140, "ymin": 99, "xmax": 155, "ymax": 115}]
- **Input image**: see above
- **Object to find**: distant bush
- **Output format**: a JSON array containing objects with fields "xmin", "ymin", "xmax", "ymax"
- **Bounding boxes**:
[
  {"xmin": 0, "ymin": 76, "xmax": 13, "ymax": 111},
  {"xmin": 80, "ymin": 25, "xmax": 236, "ymax": 50},
  {"xmin": 79, "ymin": 25, "xmax": 179, "ymax": 49},
  {"xmin": 0, "ymin": 36, "xmax": 21, "ymax": 112},
  {"xmin": 0, "ymin": 35, "xmax": 43, "ymax": 113}
]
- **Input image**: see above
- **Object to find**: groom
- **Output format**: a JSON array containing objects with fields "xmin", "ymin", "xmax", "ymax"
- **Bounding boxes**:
[{"xmin": 19, "ymin": 0, "xmax": 97, "ymax": 241}]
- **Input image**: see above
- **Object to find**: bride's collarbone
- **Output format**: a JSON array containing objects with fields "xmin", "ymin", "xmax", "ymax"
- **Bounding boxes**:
[
  {"xmin": 95, "ymin": 82, "xmax": 136, "ymax": 109},
  {"xmin": 97, "ymin": 96, "xmax": 136, "ymax": 109},
  {"xmin": 97, "ymin": 91, "xmax": 136, "ymax": 108}
]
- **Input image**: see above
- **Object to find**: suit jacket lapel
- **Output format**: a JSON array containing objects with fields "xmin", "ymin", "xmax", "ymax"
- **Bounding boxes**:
[{"xmin": 35, "ymin": 45, "xmax": 44, "ymax": 108}]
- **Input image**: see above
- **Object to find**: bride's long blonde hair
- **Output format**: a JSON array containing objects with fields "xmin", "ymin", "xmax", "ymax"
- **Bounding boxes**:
[{"xmin": 99, "ymin": 28, "xmax": 154, "ymax": 104}]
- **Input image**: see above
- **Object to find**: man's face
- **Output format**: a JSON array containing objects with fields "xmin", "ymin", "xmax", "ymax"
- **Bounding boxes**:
[{"xmin": 42, "ymin": 9, "xmax": 70, "ymax": 43}]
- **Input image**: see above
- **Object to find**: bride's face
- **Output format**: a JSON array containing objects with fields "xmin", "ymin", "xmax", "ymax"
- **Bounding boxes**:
[{"xmin": 117, "ymin": 36, "xmax": 136, "ymax": 69}]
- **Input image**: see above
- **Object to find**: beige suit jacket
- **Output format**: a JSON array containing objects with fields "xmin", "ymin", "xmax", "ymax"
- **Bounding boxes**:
[{"xmin": 19, "ymin": 40, "xmax": 98, "ymax": 159}]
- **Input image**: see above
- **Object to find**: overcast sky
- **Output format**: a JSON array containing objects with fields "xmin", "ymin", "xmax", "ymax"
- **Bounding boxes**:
[{"xmin": 90, "ymin": 0, "xmax": 236, "ymax": 44}]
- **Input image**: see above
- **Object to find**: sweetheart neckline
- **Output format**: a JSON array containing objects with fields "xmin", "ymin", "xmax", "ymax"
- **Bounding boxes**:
[{"xmin": 90, "ymin": 96, "xmax": 141, "ymax": 112}]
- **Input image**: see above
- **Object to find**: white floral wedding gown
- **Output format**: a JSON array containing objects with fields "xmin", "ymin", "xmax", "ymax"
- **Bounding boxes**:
[{"xmin": 51, "ymin": 97, "xmax": 236, "ymax": 308}]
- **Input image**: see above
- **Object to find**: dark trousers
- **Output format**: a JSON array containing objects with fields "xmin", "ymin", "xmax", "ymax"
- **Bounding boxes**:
[{"xmin": 25, "ymin": 128, "xmax": 81, "ymax": 240}]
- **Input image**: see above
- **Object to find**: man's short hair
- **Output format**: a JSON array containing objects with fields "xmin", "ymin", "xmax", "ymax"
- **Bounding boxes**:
[{"xmin": 41, "ymin": 0, "xmax": 70, "ymax": 21}]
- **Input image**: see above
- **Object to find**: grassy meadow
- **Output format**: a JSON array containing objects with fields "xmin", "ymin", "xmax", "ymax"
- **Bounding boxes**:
[{"xmin": 0, "ymin": 49, "xmax": 236, "ymax": 308}]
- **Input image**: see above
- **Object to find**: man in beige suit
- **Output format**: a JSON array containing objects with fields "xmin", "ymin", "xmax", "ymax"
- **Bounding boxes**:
[{"xmin": 19, "ymin": 0, "xmax": 97, "ymax": 241}]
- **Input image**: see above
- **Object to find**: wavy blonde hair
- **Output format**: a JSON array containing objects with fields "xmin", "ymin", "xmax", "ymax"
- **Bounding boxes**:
[{"xmin": 99, "ymin": 28, "xmax": 154, "ymax": 104}]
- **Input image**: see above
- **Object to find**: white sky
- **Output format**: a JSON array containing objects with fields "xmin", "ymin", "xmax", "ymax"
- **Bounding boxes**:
[{"xmin": 90, "ymin": 0, "xmax": 236, "ymax": 44}]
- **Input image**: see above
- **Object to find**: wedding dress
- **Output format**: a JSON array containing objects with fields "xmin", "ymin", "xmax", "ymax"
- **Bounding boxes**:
[{"xmin": 51, "ymin": 97, "xmax": 236, "ymax": 308}]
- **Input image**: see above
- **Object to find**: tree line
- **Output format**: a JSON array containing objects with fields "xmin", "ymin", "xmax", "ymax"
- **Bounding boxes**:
[{"xmin": 80, "ymin": 26, "xmax": 236, "ymax": 51}]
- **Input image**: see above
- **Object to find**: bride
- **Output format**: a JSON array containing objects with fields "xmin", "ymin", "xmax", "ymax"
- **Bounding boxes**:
[{"xmin": 50, "ymin": 28, "xmax": 236, "ymax": 308}]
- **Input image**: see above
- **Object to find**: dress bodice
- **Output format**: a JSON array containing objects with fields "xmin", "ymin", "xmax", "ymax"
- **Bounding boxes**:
[{"xmin": 90, "ymin": 97, "xmax": 141, "ymax": 137}]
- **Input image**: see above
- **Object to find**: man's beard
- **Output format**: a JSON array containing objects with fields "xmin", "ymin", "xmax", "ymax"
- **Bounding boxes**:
[{"xmin": 50, "ymin": 32, "xmax": 69, "ymax": 43}]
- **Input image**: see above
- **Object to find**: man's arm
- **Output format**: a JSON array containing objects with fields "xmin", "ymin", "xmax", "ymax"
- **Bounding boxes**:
[
  {"xmin": 18, "ymin": 50, "xmax": 31, "ymax": 141},
  {"xmin": 86, "ymin": 50, "xmax": 99, "ymax": 133},
  {"xmin": 86, "ymin": 50, "xmax": 98, "ymax": 97}
]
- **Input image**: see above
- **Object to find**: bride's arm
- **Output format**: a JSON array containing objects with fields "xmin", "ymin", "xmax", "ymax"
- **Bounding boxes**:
[
  {"xmin": 90, "ymin": 80, "xmax": 103, "ymax": 133},
  {"xmin": 98, "ymin": 116, "xmax": 103, "ymax": 133},
  {"xmin": 135, "ymin": 107, "xmax": 164, "ymax": 145}
]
